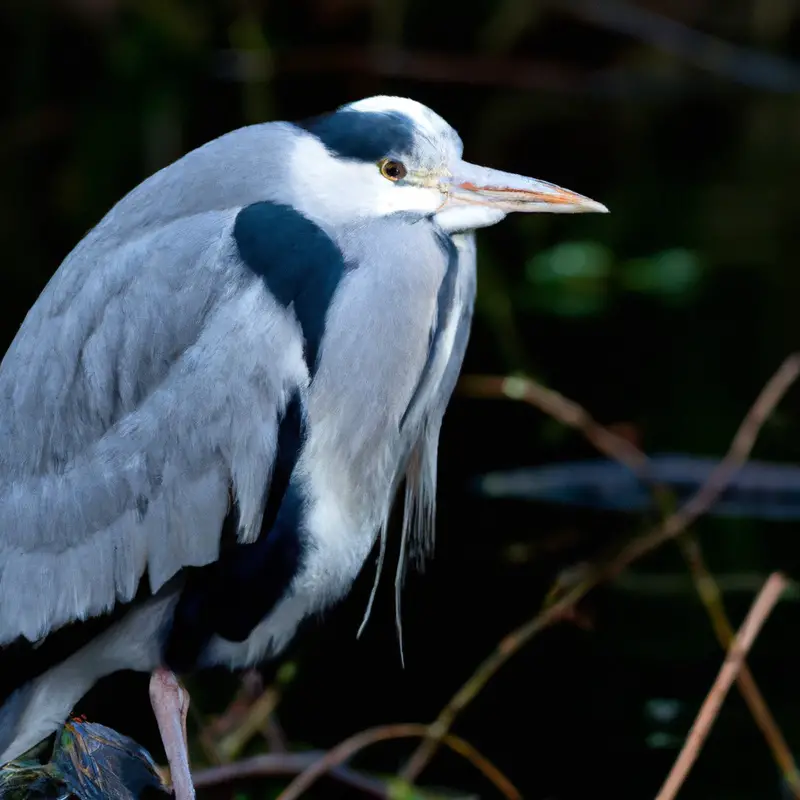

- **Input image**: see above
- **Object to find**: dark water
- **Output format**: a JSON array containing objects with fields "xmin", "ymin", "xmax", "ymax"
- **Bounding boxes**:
[
  {"xmin": 477, "ymin": 454, "xmax": 800, "ymax": 519},
  {"xmin": 3, "ymin": 1, "xmax": 800, "ymax": 798}
]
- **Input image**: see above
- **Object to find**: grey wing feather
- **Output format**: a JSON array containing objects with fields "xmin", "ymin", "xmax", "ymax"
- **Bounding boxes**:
[
  {"xmin": 428, "ymin": 232, "xmax": 477, "ymax": 416},
  {"xmin": 401, "ymin": 232, "xmax": 477, "ymax": 566},
  {"xmin": 0, "ymin": 210, "xmax": 307, "ymax": 645},
  {"xmin": 389, "ymin": 232, "xmax": 476, "ymax": 660}
]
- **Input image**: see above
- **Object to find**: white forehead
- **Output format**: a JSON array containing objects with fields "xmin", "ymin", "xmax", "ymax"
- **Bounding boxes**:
[
  {"xmin": 345, "ymin": 95, "xmax": 444, "ymax": 127},
  {"xmin": 344, "ymin": 95, "xmax": 463, "ymax": 152}
]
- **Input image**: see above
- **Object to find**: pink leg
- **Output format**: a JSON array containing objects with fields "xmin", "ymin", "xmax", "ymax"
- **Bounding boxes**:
[{"xmin": 149, "ymin": 667, "xmax": 195, "ymax": 800}]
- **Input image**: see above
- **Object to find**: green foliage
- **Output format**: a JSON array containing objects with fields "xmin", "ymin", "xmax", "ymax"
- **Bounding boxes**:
[
  {"xmin": 522, "ymin": 241, "xmax": 703, "ymax": 318},
  {"xmin": 524, "ymin": 240, "xmax": 614, "ymax": 317},
  {"xmin": 618, "ymin": 247, "xmax": 703, "ymax": 303}
]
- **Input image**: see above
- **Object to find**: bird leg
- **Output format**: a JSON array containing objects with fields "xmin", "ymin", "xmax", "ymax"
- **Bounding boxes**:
[{"xmin": 149, "ymin": 667, "xmax": 195, "ymax": 800}]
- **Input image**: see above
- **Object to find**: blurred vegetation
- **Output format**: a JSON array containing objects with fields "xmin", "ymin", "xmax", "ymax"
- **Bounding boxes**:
[{"xmin": 3, "ymin": 0, "xmax": 800, "ymax": 798}]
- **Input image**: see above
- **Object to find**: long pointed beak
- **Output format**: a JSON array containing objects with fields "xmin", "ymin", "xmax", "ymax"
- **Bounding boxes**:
[{"xmin": 443, "ymin": 160, "xmax": 608, "ymax": 214}]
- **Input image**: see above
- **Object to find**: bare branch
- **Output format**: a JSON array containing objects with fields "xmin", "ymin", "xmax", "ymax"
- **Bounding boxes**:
[
  {"xmin": 400, "ymin": 354, "xmax": 800, "ymax": 782},
  {"xmin": 614, "ymin": 353, "xmax": 800, "ymax": 570},
  {"xmin": 463, "ymin": 365, "xmax": 800, "ymax": 794},
  {"xmin": 677, "ymin": 536, "xmax": 800, "ymax": 797},
  {"xmin": 275, "ymin": 724, "xmax": 521, "ymax": 800},
  {"xmin": 192, "ymin": 751, "xmax": 387, "ymax": 797},
  {"xmin": 655, "ymin": 572, "xmax": 789, "ymax": 800}
]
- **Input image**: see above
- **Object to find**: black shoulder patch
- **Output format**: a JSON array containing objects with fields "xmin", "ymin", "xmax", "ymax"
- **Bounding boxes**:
[
  {"xmin": 294, "ymin": 110, "xmax": 415, "ymax": 162},
  {"xmin": 233, "ymin": 201, "xmax": 346, "ymax": 371}
]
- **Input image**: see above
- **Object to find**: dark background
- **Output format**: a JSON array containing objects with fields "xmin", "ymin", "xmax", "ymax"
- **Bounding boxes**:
[{"xmin": 4, "ymin": 1, "xmax": 800, "ymax": 798}]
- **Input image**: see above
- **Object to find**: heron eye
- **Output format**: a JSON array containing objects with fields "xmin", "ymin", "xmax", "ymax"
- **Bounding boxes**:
[{"xmin": 379, "ymin": 159, "xmax": 407, "ymax": 181}]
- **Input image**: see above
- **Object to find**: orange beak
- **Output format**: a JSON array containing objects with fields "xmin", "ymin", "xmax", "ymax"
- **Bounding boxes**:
[{"xmin": 443, "ymin": 160, "xmax": 608, "ymax": 214}]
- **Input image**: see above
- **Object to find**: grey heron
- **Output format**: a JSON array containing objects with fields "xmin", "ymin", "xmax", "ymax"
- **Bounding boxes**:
[{"xmin": 0, "ymin": 95, "xmax": 607, "ymax": 798}]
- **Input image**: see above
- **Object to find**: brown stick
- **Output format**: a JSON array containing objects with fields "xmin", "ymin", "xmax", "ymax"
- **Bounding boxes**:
[
  {"xmin": 464, "ymin": 367, "xmax": 800, "ymax": 796},
  {"xmin": 655, "ymin": 572, "xmax": 789, "ymax": 800},
  {"xmin": 612, "ymin": 354, "xmax": 800, "ymax": 571},
  {"xmin": 677, "ymin": 535, "xmax": 800, "ymax": 796},
  {"xmin": 400, "ymin": 354, "xmax": 800, "ymax": 782},
  {"xmin": 466, "ymin": 369, "xmax": 799, "ymax": 794},
  {"xmin": 275, "ymin": 723, "xmax": 521, "ymax": 800},
  {"xmin": 192, "ymin": 751, "xmax": 388, "ymax": 797}
]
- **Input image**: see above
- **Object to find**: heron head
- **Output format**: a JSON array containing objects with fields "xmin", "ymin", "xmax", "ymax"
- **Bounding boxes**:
[{"xmin": 289, "ymin": 95, "xmax": 608, "ymax": 233}]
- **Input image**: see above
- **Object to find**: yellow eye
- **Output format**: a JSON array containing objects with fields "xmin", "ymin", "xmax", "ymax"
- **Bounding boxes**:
[{"xmin": 379, "ymin": 159, "xmax": 407, "ymax": 181}]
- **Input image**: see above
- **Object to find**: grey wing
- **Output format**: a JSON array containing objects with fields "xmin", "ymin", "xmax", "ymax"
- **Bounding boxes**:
[{"xmin": 0, "ymin": 211, "xmax": 307, "ymax": 645}]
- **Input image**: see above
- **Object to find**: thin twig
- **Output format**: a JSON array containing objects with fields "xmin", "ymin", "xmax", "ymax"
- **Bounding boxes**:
[
  {"xmin": 677, "ymin": 535, "xmax": 800, "ymax": 797},
  {"xmin": 465, "ymin": 367, "xmax": 800, "ymax": 794},
  {"xmin": 203, "ymin": 670, "xmax": 263, "ymax": 741},
  {"xmin": 611, "ymin": 353, "xmax": 800, "ymax": 570},
  {"xmin": 275, "ymin": 724, "xmax": 521, "ymax": 800},
  {"xmin": 197, "ymin": 670, "xmax": 264, "ymax": 765},
  {"xmin": 612, "ymin": 569, "xmax": 799, "ymax": 597},
  {"xmin": 263, "ymin": 712, "xmax": 289, "ymax": 753},
  {"xmin": 655, "ymin": 572, "xmax": 789, "ymax": 800},
  {"xmin": 216, "ymin": 686, "xmax": 282, "ymax": 762},
  {"xmin": 192, "ymin": 750, "xmax": 388, "ymax": 797},
  {"xmin": 400, "ymin": 354, "xmax": 800, "ymax": 782}
]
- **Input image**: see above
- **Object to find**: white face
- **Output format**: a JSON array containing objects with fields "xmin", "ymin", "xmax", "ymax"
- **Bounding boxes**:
[{"xmin": 288, "ymin": 96, "xmax": 608, "ymax": 234}]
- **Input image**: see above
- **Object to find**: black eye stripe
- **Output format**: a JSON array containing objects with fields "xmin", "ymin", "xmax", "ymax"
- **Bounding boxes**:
[{"xmin": 295, "ymin": 110, "xmax": 415, "ymax": 163}]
